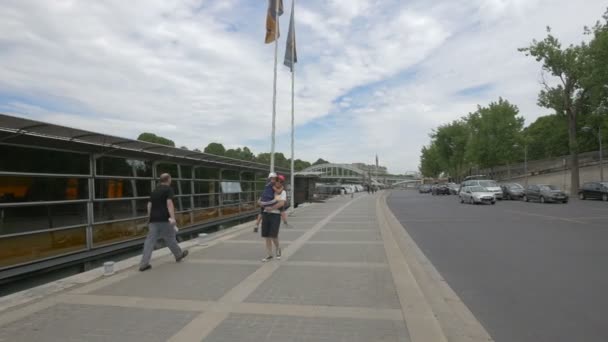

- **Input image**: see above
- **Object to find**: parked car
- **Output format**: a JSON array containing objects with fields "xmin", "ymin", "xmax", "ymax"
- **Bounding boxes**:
[
  {"xmin": 523, "ymin": 184, "xmax": 569, "ymax": 203},
  {"xmin": 419, "ymin": 184, "xmax": 432, "ymax": 193},
  {"xmin": 501, "ymin": 183, "xmax": 525, "ymax": 200},
  {"xmin": 447, "ymin": 183, "xmax": 460, "ymax": 195},
  {"xmin": 460, "ymin": 186, "xmax": 496, "ymax": 205},
  {"xmin": 459, "ymin": 179, "xmax": 503, "ymax": 199},
  {"xmin": 432, "ymin": 184, "xmax": 450, "ymax": 195},
  {"xmin": 578, "ymin": 182, "xmax": 608, "ymax": 201}
]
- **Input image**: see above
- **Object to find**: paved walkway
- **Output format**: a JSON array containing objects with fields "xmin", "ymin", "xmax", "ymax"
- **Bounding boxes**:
[{"xmin": 0, "ymin": 192, "xmax": 491, "ymax": 342}]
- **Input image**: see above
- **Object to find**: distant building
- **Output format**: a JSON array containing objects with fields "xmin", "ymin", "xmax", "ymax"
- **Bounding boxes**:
[{"xmin": 351, "ymin": 163, "xmax": 388, "ymax": 175}]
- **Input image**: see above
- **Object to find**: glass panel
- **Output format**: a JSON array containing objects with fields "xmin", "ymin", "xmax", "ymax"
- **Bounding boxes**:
[
  {"xmin": 92, "ymin": 218, "xmax": 148, "ymax": 247},
  {"xmin": 221, "ymin": 205, "xmax": 240, "ymax": 217},
  {"xmin": 193, "ymin": 194, "xmax": 210, "ymax": 208},
  {"xmin": 0, "ymin": 203, "xmax": 88, "ymax": 235},
  {"xmin": 178, "ymin": 181, "xmax": 192, "ymax": 195},
  {"xmin": 0, "ymin": 145, "xmax": 89, "ymax": 175},
  {"xmin": 93, "ymin": 199, "xmax": 148, "ymax": 222},
  {"xmin": 192, "ymin": 208, "xmax": 220, "ymax": 224},
  {"xmin": 222, "ymin": 170, "xmax": 240, "ymax": 181},
  {"xmin": 241, "ymin": 192, "xmax": 255, "ymax": 202},
  {"xmin": 221, "ymin": 181, "xmax": 242, "ymax": 194},
  {"xmin": 240, "ymin": 202, "xmax": 256, "ymax": 212},
  {"xmin": 241, "ymin": 181, "xmax": 253, "ymax": 192},
  {"xmin": 222, "ymin": 193, "xmax": 240, "ymax": 205},
  {"xmin": 175, "ymin": 212, "xmax": 190, "ymax": 228},
  {"xmin": 0, "ymin": 176, "xmax": 88, "ymax": 203},
  {"xmin": 156, "ymin": 163, "xmax": 178, "ymax": 178},
  {"xmin": 176, "ymin": 196, "xmax": 192, "ymax": 211},
  {"xmin": 180, "ymin": 165, "xmax": 193, "ymax": 179},
  {"xmin": 193, "ymin": 181, "xmax": 218, "ymax": 194},
  {"xmin": 0, "ymin": 227, "xmax": 87, "ymax": 268},
  {"xmin": 194, "ymin": 167, "xmax": 219, "ymax": 180},
  {"xmin": 95, "ymin": 179, "xmax": 151, "ymax": 199},
  {"xmin": 96, "ymin": 157, "xmax": 152, "ymax": 177},
  {"xmin": 241, "ymin": 172, "xmax": 255, "ymax": 181}
]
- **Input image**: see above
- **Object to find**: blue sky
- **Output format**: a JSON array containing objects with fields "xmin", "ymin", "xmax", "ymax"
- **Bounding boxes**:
[{"xmin": 0, "ymin": 0, "xmax": 606, "ymax": 173}]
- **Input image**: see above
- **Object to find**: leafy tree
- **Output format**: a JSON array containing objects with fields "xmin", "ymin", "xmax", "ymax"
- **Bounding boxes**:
[
  {"xmin": 523, "ymin": 114, "xmax": 569, "ymax": 160},
  {"xmin": 419, "ymin": 145, "xmax": 442, "ymax": 178},
  {"xmin": 137, "ymin": 133, "xmax": 175, "ymax": 147},
  {"xmin": 431, "ymin": 119, "xmax": 470, "ymax": 181},
  {"xmin": 312, "ymin": 158, "xmax": 330, "ymax": 165},
  {"xmin": 466, "ymin": 98, "xmax": 524, "ymax": 170},
  {"xmin": 204, "ymin": 142, "xmax": 226, "ymax": 156},
  {"xmin": 293, "ymin": 159, "xmax": 312, "ymax": 171},
  {"xmin": 520, "ymin": 28, "xmax": 590, "ymax": 194},
  {"xmin": 180, "ymin": 146, "xmax": 188, "ymax": 150}
]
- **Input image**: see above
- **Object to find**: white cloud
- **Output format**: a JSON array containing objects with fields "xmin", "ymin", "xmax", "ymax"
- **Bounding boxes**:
[{"xmin": 0, "ymin": 0, "xmax": 606, "ymax": 174}]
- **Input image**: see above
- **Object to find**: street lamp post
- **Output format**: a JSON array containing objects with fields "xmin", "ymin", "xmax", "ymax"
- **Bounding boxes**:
[
  {"xmin": 513, "ymin": 144, "xmax": 528, "ymax": 186},
  {"xmin": 582, "ymin": 125, "xmax": 604, "ymax": 182}
]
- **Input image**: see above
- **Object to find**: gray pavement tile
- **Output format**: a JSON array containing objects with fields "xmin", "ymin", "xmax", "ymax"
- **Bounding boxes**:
[
  {"xmin": 93, "ymin": 263, "xmax": 258, "ymax": 301},
  {"xmin": 245, "ymin": 265, "xmax": 400, "ymax": 308},
  {"xmin": 290, "ymin": 243, "xmax": 387, "ymax": 263},
  {"xmin": 191, "ymin": 242, "xmax": 289, "ymax": 260},
  {"xmin": 228, "ymin": 229, "xmax": 307, "ymax": 242},
  {"xmin": 309, "ymin": 230, "xmax": 382, "ymax": 241},
  {"xmin": 0, "ymin": 303, "xmax": 196, "ymax": 342},
  {"xmin": 202, "ymin": 314, "xmax": 410, "ymax": 342},
  {"xmin": 323, "ymin": 222, "xmax": 379, "ymax": 230}
]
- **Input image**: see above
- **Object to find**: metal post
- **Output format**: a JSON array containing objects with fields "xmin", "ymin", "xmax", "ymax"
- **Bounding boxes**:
[
  {"xmin": 524, "ymin": 146, "xmax": 528, "ymax": 187},
  {"xmin": 599, "ymin": 126, "xmax": 604, "ymax": 182},
  {"xmin": 269, "ymin": 0, "xmax": 280, "ymax": 173},
  {"xmin": 86, "ymin": 154, "xmax": 95, "ymax": 249}
]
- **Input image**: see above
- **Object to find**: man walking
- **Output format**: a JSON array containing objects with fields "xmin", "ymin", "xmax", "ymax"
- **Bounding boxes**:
[{"xmin": 139, "ymin": 173, "xmax": 188, "ymax": 272}]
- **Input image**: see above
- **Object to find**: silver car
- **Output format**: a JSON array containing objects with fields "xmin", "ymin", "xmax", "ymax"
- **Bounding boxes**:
[{"xmin": 460, "ymin": 186, "xmax": 497, "ymax": 205}]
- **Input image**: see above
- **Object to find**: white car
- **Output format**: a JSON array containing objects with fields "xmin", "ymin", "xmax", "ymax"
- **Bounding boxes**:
[
  {"xmin": 460, "ymin": 186, "xmax": 496, "ymax": 205},
  {"xmin": 460, "ymin": 179, "xmax": 503, "ymax": 199}
]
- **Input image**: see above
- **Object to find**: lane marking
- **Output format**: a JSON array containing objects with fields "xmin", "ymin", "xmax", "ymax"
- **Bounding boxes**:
[{"xmin": 505, "ymin": 209, "xmax": 588, "ymax": 224}]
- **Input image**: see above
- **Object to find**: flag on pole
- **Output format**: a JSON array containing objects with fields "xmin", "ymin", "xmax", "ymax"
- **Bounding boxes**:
[
  {"xmin": 265, "ymin": 0, "xmax": 284, "ymax": 44},
  {"xmin": 376, "ymin": 154, "xmax": 379, "ymax": 168},
  {"xmin": 283, "ymin": 0, "xmax": 297, "ymax": 71}
]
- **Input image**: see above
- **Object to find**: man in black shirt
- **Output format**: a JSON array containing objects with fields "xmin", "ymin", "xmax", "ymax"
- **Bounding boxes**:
[{"xmin": 139, "ymin": 173, "xmax": 188, "ymax": 271}]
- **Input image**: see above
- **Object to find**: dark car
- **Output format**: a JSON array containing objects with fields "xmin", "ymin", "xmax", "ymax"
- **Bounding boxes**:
[
  {"xmin": 501, "ymin": 183, "xmax": 525, "ymax": 200},
  {"xmin": 578, "ymin": 182, "xmax": 608, "ymax": 201},
  {"xmin": 523, "ymin": 184, "xmax": 569, "ymax": 203},
  {"xmin": 419, "ymin": 184, "xmax": 432, "ymax": 193},
  {"xmin": 432, "ymin": 184, "xmax": 450, "ymax": 195}
]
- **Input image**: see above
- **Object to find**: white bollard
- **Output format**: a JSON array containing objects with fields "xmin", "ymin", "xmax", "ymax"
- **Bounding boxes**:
[
  {"xmin": 198, "ymin": 233, "xmax": 208, "ymax": 246},
  {"xmin": 103, "ymin": 261, "xmax": 115, "ymax": 276}
]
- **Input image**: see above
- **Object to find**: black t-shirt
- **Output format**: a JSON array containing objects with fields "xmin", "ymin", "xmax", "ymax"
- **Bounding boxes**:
[{"xmin": 149, "ymin": 184, "xmax": 174, "ymax": 223}]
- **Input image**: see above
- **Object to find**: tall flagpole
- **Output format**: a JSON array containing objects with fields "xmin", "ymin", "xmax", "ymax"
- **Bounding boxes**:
[
  {"xmin": 270, "ymin": 0, "xmax": 280, "ymax": 173},
  {"xmin": 289, "ymin": 0, "xmax": 296, "ymax": 213}
]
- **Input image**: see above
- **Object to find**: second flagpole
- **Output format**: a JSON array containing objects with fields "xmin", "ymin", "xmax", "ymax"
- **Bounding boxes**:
[
  {"xmin": 270, "ymin": 0, "xmax": 280, "ymax": 173},
  {"xmin": 289, "ymin": 0, "xmax": 296, "ymax": 214}
]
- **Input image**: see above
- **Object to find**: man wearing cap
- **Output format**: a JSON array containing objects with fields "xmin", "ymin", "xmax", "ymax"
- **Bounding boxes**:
[
  {"xmin": 253, "ymin": 172, "xmax": 278, "ymax": 232},
  {"xmin": 259, "ymin": 174, "xmax": 286, "ymax": 262}
]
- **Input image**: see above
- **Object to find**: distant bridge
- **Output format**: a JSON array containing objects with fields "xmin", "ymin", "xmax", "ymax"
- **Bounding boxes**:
[{"xmin": 299, "ymin": 163, "xmax": 421, "ymax": 186}]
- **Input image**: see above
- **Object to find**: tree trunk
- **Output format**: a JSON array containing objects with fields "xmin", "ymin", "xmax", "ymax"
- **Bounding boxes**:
[{"xmin": 568, "ymin": 110, "xmax": 579, "ymax": 196}]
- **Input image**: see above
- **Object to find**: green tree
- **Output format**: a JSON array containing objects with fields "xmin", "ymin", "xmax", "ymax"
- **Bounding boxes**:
[
  {"xmin": 137, "ymin": 133, "xmax": 175, "ymax": 147},
  {"xmin": 431, "ymin": 119, "xmax": 470, "ymax": 181},
  {"xmin": 466, "ymin": 98, "xmax": 524, "ymax": 170},
  {"xmin": 293, "ymin": 159, "xmax": 312, "ymax": 171},
  {"xmin": 312, "ymin": 158, "xmax": 330, "ymax": 165},
  {"xmin": 204, "ymin": 142, "xmax": 226, "ymax": 156},
  {"xmin": 524, "ymin": 114, "xmax": 569, "ymax": 160},
  {"xmin": 520, "ymin": 28, "xmax": 590, "ymax": 194},
  {"xmin": 419, "ymin": 145, "xmax": 442, "ymax": 178}
]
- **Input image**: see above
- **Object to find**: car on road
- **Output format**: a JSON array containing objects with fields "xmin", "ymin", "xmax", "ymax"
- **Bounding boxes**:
[
  {"xmin": 447, "ymin": 182, "xmax": 460, "ymax": 195},
  {"xmin": 501, "ymin": 183, "xmax": 525, "ymax": 200},
  {"xmin": 523, "ymin": 184, "xmax": 569, "ymax": 203},
  {"xmin": 432, "ymin": 184, "xmax": 451, "ymax": 195},
  {"xmin": 459, "ymin": 179, "xmax": 503, "ymax": 199},
  {"xmin": 419, "ymin": 184, "xmax": 432, "ymax": 193},
  {"xmin": 459, "ymin": 185, "xmax": 496, "ymax": 205},
  {"xmin": 578, "ymin": 182, "xmax": 608, "ymax": 201}
]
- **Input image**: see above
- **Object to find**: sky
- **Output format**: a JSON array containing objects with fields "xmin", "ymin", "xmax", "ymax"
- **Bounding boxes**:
[{"xmin": 0, "ymin": 0, "xmax": 606, "ymax": 174}]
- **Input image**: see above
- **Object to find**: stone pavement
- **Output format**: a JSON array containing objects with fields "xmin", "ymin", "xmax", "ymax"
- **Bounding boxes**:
[{"xmin": 0, "ymin": 192, "xmax": 491, "ymax": 342}]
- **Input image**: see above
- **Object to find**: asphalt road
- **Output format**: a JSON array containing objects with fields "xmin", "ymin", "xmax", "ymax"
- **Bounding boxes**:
[{"xmin": 387, "ymin": 190, "xmax": 608, "ymax": 342}]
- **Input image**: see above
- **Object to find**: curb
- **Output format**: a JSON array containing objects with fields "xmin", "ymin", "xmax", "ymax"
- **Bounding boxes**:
[{"xmin": 381, "ymin": 191, "xmax": 494, "ymax": 342}]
